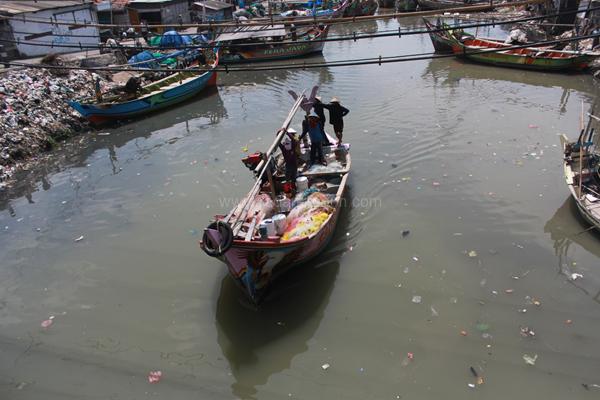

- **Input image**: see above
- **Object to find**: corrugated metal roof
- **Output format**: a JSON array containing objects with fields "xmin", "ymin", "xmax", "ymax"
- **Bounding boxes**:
[
  {"xmin": 129, "ymin": 0, "xmax": 183, "ymax": 3},
  {"xmin": 0, "ymin": 1, "xmax": 93, "ymax": 15},
  {"xmin": 194, "ymin": 0, "xmax": 234, "ymax": 11},
  {"xmin": 216, "ymin": 25, "xmax": 287, "ymax": 42},
  {"xmin": 94, "ymin": 0, "xmax": 130, "ymax": 11}
]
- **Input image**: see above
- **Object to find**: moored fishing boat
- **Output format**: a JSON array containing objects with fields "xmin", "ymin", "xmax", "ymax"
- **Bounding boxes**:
[
  {"xmin": 448, "ymin": 34, "xmax": 595, "ymax": 71},
  {"xmin": 215, "ymin": 24, "xmax": 329, "ymax": 63},
  {"xmin": 422, "ymin": 18, "xmax": 470, "ymax": 53},
  {"xmin": 69, "ymin": 50, "xmax": 218, "ymax": 124},
  {"xmin": 560, "ymin": 111, "xmax": 600, "ymax": 231},
  {"xmin": 200, "ymin": 91, "xmax": 351, "ymax": 304}
]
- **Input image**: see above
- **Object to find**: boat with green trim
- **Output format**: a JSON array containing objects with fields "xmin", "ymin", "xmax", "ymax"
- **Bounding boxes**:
[
  {"xmin": 449, "ymin": 35, "xmax": 595, "ymax": 71},
  {"xmin": 216, "ymin": 24, "xmax": 328, "ymax": 64},
  {"xmin": 69, "ymin": 51, "xmax": 219, "ymax": 124},
  {"xmin": 423, "ymin": 18, "xmax": 470, "ymax": 53}
]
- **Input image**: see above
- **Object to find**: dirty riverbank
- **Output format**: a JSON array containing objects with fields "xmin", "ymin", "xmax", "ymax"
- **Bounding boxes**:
[
  {"xmin": 3, "ymin": 5, "xmax": 600, "ymax": 188},
  {"xmin": 0, "ymin": 66, "xmax": 111, "ymax": 186}
]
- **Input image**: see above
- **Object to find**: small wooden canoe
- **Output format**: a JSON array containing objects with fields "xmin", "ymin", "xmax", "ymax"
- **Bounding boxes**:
[
  {"xmin": 200, "ymin": 93, "xmax": 350, "ymax": 304},
  {"xmin": 450, "ymin": 35, "xmax": 595, "ymax": 71},
  {"xmin": 560, "ymin": 112, "xmax": 600, "ymax": 231},
  {"xmin": 216, "ymin": 24, "xmax": 328, "ymax": 64},
  {"xmin": 69, "ymin": 52, "xmax": 218, "ymax": 124}
]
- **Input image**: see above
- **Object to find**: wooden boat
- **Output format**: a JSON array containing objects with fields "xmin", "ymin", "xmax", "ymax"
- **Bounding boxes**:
[
  {"xmin": 69, "ymin": 51, "xmax": 218, "ymax": 124},
  {"xmin": 200, "ymin": 92, "xmax": 350, "ymax": 304},
  {"xmin": 449, "ymin": 34, "xmax": 595, "ymax": 71},
  {"xmin": 560, "ymin": 112, "xmax": 600, "ymax": 231},
  {"xmin": 423, "ymin": 18, "xmax": 470, "ymax": 53},
  {"xmin": 423, "ymin": 19, "xmax": 558, "ymax": 55},
  {"xmin": 216, "ymin": 24, "xmax": 328, "ymax": 64}
]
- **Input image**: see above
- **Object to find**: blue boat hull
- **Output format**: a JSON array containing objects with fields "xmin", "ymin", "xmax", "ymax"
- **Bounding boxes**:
[{"xmin": 69, "ymin": 69, "xmax": 217, "ymax": 124}]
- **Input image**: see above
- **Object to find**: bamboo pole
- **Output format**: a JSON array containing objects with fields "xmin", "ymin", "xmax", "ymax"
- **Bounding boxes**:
[
  {"xmin": 254, "ymin": 90, "xmax": 305, "ymax": 173},
  {"xmin": 579, "ymin": 100, "xmax": 584, "ymax": 199},
  {"xmin": 227, "ymin": 92, "xmax": 305, "ymax": 234}
]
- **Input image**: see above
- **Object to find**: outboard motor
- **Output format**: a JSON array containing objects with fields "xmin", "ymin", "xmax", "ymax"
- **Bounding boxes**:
[{"xmin": 242, "ymin": 152, "xmax": 263, "ymax": 171}]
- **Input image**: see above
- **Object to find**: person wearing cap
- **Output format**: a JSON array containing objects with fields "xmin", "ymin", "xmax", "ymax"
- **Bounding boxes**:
[
  {"xmin": 278, "ymin": 128, "xmax": 299, "ymax": 184},
  {"xmin": 326, "ymin": 97, "xmax": 349, "ymax": 145},
  {"xmin": 300, "ymin": 111, "xmax": 327, "ymax": 166}
]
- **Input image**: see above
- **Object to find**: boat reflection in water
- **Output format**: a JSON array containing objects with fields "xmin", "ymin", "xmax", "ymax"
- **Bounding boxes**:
[
  {"xmin": 422, "ymin": 57, "xmax": 596, "ymax": 113},
  {"xmin": 215, "ymin": 190, "xmax": 352, "ymax": 399},
  {"xmin": 544, "ymin": 197, "xmax": 600, "ymax": 303}
]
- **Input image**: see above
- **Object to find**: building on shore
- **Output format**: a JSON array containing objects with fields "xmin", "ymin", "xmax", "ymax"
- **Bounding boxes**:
[
  {"xmin": 95, "ymin": 0, "xmax": 131, "ymax": 26},
  {"xmin": 0, "ymin": 1, "xmax": 100, "ymax": 59},
  {"xmin": 192, "ymin": 1, "xmax": 235, "ymax": 23},
  {"xmin": 127, "ymin": 0, "xmax": 194, "ymax": 30}
]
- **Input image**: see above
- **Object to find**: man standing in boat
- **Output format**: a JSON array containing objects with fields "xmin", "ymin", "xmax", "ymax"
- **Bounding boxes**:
[
  {"xmin": 312, "ymin": 96, "xmax": 331, "ymax": 143},
  {"xmin": 300, "ymin": 111, "xmax": 327, "ymax": 166},
  {"xmin": 326, "ymin": 97, "xmax": 350, "ymax": 146}
]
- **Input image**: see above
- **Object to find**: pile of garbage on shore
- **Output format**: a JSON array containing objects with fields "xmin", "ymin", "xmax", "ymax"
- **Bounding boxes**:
[{"xmin": 0, "ymin": 65, "xmax": 116, "ymax": 186}]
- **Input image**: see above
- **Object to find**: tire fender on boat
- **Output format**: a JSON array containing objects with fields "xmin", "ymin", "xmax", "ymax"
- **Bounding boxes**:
[{"xmin": 202, "ymin": 221, "xmax": 233, "ymax": 257}]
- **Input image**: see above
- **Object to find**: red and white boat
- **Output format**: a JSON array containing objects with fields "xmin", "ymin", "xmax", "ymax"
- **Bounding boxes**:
[{"xmin": 200, "ymin": 91, "xmax": 350, "ymax": 304}]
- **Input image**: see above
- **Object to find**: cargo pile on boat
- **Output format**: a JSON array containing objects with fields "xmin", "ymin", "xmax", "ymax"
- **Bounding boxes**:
[
  {"xmin": 281, "ymin": 191, "xmax": 334, "ymax": 241},
  {"xmin": 0, "ymin": 67, "xmax": 117, "ymax": 184}
]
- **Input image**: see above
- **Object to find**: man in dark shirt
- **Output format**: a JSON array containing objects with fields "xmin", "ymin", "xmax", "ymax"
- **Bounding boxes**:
[
  {"xmin": 327, "ymin": 97, "xmax": 349, "ymax": 145},
  {"xmin": 312, "ymin": 96, "xmax": 331, "ymax": 144},
  {"xmin": 313, "ymin": 95, "xmax": 327, "ymax": 126}
]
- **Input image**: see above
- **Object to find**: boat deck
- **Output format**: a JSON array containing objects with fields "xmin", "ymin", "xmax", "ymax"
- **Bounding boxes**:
[{"xmin": 464, "ymin": 38, "xmax": 583, "ymax": 59}]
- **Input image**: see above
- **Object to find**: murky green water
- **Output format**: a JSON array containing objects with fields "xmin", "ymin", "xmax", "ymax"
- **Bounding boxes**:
[{"xmin": 2, "ymin": 17, "xmax": 600, "ymax": 400}]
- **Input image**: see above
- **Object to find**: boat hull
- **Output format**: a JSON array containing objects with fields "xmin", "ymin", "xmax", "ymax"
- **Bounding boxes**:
[
  {"xmin": 69, "ymin": 70, "xmax": 217, "ymax": 124},
  {"xmin": 423, "ymin": 19, "xmax": 455, "ymax": 53},
  {"xmin": 457, "ymin": 50, "xmax": 593, "ymax": 71},
  {"xmin": 561, "ymin": 134, "xmax": 600, "ymax": 231},
  {"xmin": 220, "ymin": 27, "xmax": 329, "ymax": 64},
  {"xmin": 206, "ymin": 174, "xmax": 348, "ymax": 304},
  {"xmin": 452, "ymin": 39, "xmax": 594, "ymax": 71}
]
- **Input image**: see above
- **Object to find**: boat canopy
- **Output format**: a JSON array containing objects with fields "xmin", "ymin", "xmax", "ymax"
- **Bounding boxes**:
[
  {"xmin": 216, "ymin": 25, "xmax": 287, "ymax": 42},
  {"xmin": 146, "ymin": 30, "xmax": 194, "ymax": 48}
]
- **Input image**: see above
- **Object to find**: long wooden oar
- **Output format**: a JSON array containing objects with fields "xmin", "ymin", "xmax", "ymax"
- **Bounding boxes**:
[
  {"xmin": 578, "ymin": 101, "xmax": 584, "ymax": 199},
  {"xmin": 253, "ymin": 91, "xmax": 305, "ymax": 174}
]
